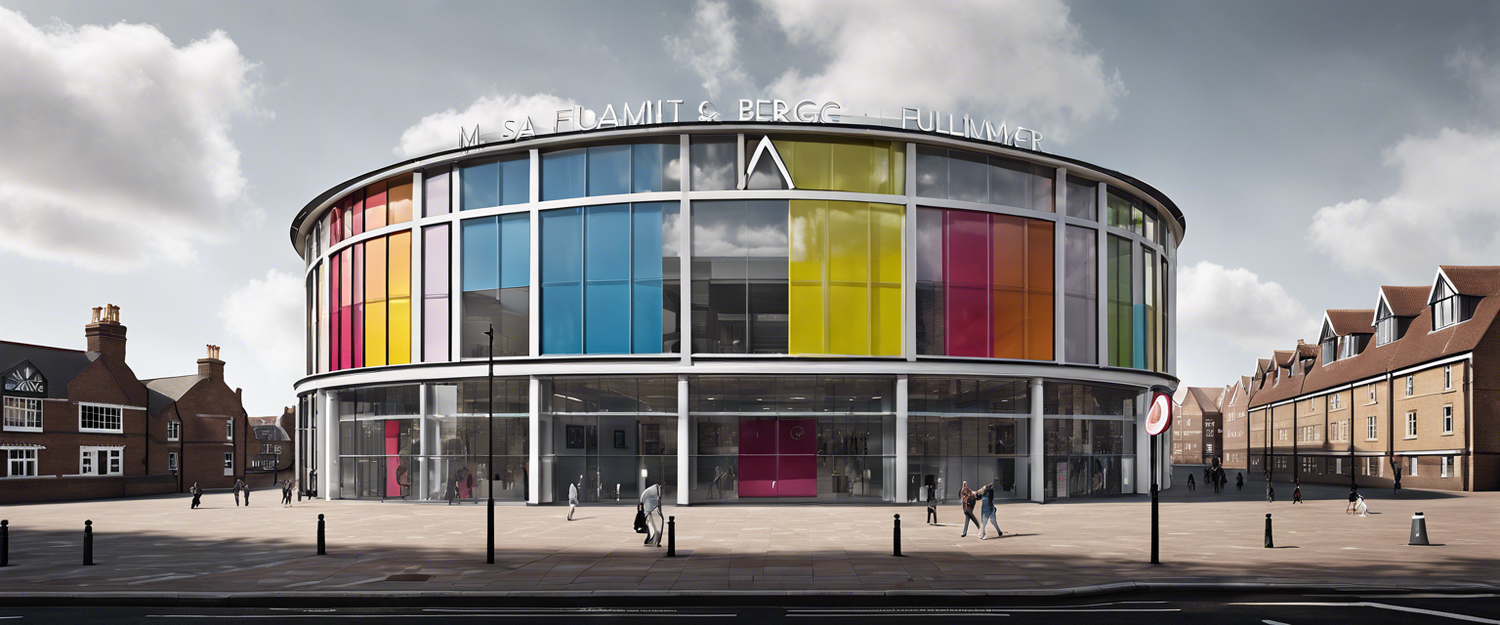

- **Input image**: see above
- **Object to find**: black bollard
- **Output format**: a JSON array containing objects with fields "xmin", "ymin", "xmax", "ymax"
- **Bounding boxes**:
[
  {"xmin": 667, "ymin": 516, "xmax": 677, "ymax": 557},
  {"xmin": 1264, "ymin": 513, "xmax": 1273, "ymax": 549},
  {"xmin": 1, "ymin": 519, "xmax": 8, "ymax": 567},
  {"xmin": 317, "ymin": 514, "xmax": 326, "ymax": 555},
  {"xmin": 1409, "ymin": 511, "xmax": 1431, "ymax": 546},
  {"xmin": 893, "ymin": 514, "xmax": 902, "ymax": 557},
  {"xmin": 83, "ymin": 519, "xmax": 94, "ymax": 565}
]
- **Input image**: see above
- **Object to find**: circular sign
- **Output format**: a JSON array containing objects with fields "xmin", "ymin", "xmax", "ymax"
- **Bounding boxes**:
[
  {"xmin": 1145, "ymin": 392, "xmax": 1172, "ymax": 437},
  {"xmin": 789, "ymin": 426, "xmax": 805, "ymax": 441}
]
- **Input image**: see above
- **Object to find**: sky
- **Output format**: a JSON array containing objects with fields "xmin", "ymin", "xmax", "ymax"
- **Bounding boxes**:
[{"xmin": 2, "ymin": 0, "xmax": 1499, "ymax": 415}]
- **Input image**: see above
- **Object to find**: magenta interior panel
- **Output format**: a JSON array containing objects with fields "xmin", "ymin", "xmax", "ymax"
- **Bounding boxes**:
[
  {"xmin": 738, "ymin": 454, "xmax": 776, "ymax": 497},
  {"xmin": 740, "ymin": 419, "xmax": 776, "ymax": 455},
  {"xmin": 778, "ymin": 419, "xmax": 817, "ymax": 455},
  {"xmin": 330, "ymin": 253, "xmax": 342, "ymax": 370},
  {"xmin": 384, "ymin": 421, "xmax": 400, "ymax": 497},
  {"xmin": 944, "ymin": 211, "xmax": 991, "ymax": 357},
  {"xmin": 352, "ymin": 244, "xmax": 365, "ymax": 368},
  {"xmin": 776, "ymin": 454, "xmax": 818, "ymax": 497}
]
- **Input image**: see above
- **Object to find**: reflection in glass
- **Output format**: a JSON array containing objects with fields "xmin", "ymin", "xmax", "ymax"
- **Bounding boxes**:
[
  {"xmin": 691, "ymin": 200, "xmax": 789, "ymax": 353},
  {"xmin": 690, "ymin": 135, "xmax": 736, "ymax": 191}
]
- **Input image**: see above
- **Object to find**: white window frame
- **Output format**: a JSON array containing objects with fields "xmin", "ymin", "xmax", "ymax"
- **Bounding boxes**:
[
  {"xmin": 223, "ymin": 452, "xmax": 234, "ymax": 476},
  {"xmin": 3, "ymin": 396, "xmax": 43, "ymax": 432},
  {"xmin": 226, "ymin": 420, "xmax": 234, "ymax": 441},
  {"xmin": 1368, "ymin": 385, "xmax": 1376, "ymax": 402},
  {"xmin": 79, "ymin": 446, "xmax": 123, "ymax": 476},
  {"xmin": 1405, "ymin": 411, "xmax": 1417, "ymax": 439},
  {"xmin": 1405, "ymin": 376, "xmax": 1414, "ymax": 397},
  {"xmin": 6, "ymin": 448, "xmax": 39, "ymax": 477},
  {"xmin": 1441, "ymin": 456, "xmax": 1450, "ymax": 478},
  {"xmin": 78, "ymin": 403, "xmax": 124, "ymax": 434},
  {"xmin": 168, "ymin": 420, "xmax": 181, "ymax": 441},
  {"xmin": 1444, "ymin": 365, "xmax": 1452, "ymax": 390},
  {"xmin": 1410, "ymin": 456, "xmax": 1419, "ymax": 477},
  {"xmin": 1442, "ymin": 405, "xmax": 1453, "ymax": 435},
  {"xmin": 1367, "ymin": 415, "xmax": 1378, "ymax": 441},
  {"xmin": 167, "ymin": 451, "xmax": 178, "ymax": 473}
]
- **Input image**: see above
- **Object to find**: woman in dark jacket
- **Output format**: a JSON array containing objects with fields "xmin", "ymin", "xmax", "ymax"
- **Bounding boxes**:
[{"xmin": 189, "ymin": 482, "xmax": 203, "ymax": 509}]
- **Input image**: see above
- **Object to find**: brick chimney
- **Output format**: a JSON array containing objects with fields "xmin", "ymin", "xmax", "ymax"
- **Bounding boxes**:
[
  {"xmin": 85, "ymin": 304, "xmax": 128, "ymax": 362},
  {"xmin": 198, "ymin": 344, "xmax": 225, "ymax": 381}
]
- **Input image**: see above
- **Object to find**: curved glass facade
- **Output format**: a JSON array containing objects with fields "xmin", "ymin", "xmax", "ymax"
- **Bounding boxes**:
[{"xmin": 294, "ymin": 124, "xmax": 1182, "ymax": 504}]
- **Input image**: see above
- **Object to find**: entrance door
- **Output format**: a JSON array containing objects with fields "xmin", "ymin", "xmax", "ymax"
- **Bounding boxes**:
[{"xmin": 737, "ymin": 418, "xmax": 817, "ymax": 498}]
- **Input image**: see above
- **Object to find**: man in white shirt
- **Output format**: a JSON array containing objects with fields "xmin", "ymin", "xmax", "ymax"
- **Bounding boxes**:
[
  {"xmin": 640, "ymin": 483, "xmax": 663, "ymax": 547},
  {"xmin": 568, "ymin": 482, "xmax": 579, "ymax": 521}
]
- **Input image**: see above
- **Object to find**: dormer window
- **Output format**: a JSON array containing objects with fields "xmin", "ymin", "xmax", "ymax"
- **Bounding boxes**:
[
  {"xmin": 1430, "ymin": 277, "xmax": 1475, "ymax": 331},
  {"xmin": 1339, "ymin": 335, "xmax": 1360, "ymax": 359},
  {"xmin": 1375, "ymin": 300, "xmax": 1398, "ymax": 346}
]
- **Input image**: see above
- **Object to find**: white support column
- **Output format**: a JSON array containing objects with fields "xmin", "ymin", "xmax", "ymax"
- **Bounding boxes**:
[
  {"xmin": 418, "ymin": 383, "xmax": 429, "ymax": 500},
  {"xmin": 679, "ymin": 133, "xmax": 692, "ymax": 365},
  {"xmin": 449, "ymin": 167, "xmax": 463, "ymax": 362},
  {"xmin": 1053, "ymin": 167, "xmax": 1066, "ymax": 363},
  {"xmin": 1137, "ymin": 391, "xmax": 1151, "ymax": 494},
  {"xmin": 321, "ymin": 389, "xmax": 337, "ymax": 501},
  {"xmin": 412, "ymin": 171, "xmax": 425, "ymax": 363},
  {"xmin": 677, "ymin": 375, "xmax": 690, "ymax": 506},
  {"xmin": 895, "ymin": 375, "xmax": 909, "ymax": 503},
  {"xmin": 529, "ymin": 375, "xmax": 541, "ymax": 505},
  {"xmin": 1029, "ymin": 377, "xmax": 1045, "ymax": 503},
  {"xmin": 1096, "ymin": 183, "xmax": 1109, "ymax": 367},
  {"xmin": 1167, "ymin": 256, "xmax": 1177, "ymax": 376},
  {"xmin": 529, "ymin": 148, "xmax": 542, "ymax": 358}
]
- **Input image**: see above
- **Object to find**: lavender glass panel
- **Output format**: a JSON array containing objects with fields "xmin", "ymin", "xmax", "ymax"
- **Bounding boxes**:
[
  {"xmin": 424, "ymin": 167, "xmax": 450, "ymax": 216},
  {"xmin": 424, "ymin": 224, "xmax": 450, "ymax": 296}
]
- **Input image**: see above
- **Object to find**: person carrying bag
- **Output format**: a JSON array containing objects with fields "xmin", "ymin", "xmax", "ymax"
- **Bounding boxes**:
[{"xmin": 634, "ymin": 503, "xmax": 649, "ymax": 537}]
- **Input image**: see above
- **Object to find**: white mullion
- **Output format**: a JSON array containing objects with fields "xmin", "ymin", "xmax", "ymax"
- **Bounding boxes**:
[
  {"xmin": 1096, "ymin": 182, "xmax": 1108, "ymax": 367},
  {"xmin": 529, "ymin": 148, "xmax": 542, "ymax": 358},
  {"xmin": 412, "ymin": 171, "xmax": 425, "ymax": 363},
  {"xmin": 679, "ymin": 133, "xmax": 692, "ymax": 366},
  {"xmin": 450, "ymin": 165, "xmax": 463, "ymax": 362},
  {"xmin": 904, "ymin": 142, "xmax": 918, "ymax": 362},
  {"xmin": 1053, "ymin": 167, "xmax": 1066, "ymax": 364}
]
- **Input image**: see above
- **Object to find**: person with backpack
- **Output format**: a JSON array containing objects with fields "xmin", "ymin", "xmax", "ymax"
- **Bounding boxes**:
[
  {"xmin": 640, "ymin": 483, "xmax": 664, "ymax": 547},
  {"xmin": 925, "ymin": 482, "xmax": 937, "ymax": 525}
]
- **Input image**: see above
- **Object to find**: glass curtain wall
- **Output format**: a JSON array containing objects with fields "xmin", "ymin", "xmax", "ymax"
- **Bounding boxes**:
[
  {"xmin": 422, "ymin": 224, "xmax": 450, "ymax": 362},
  {"xmin": 691, "ymin": 200, "xmax": 790, "ymax": 353},
  {"xmin": 462, "ymin": 214, "xmax": 529, "ymax": 358},
  {"xmin": 461, "ymin": 155, "xmax": 529, "ymax": 210},
  {"xmin": 1107, "ymin": 235, "xmax": 1134, "ymax": 368},
  {"xmin": 907, "ymin": 377, "xmax": 1029, "ymax": 503},
  {"xmin": 688, "ymin": 376, "xmax": 896, "ymax": 503},
  {"xmin": 1041, "ymin": 383, "xmax": 1138, "ymax": 499},
  {"xmin": 1064, "ymin": 226, "xmax": 1097, "ymax": 364},
  {"xmin": 329, "ymin": 229, "xmax": 412, "ymax": 371},
  {"xmin": 788, "ymin": 200, "xmax": 904, "ymax": 356},
  {"xmin": 426, "ymin": 379, "xmax": 530, "ymax": 502},
  {"xmin": 690, "ymin": 135, "xmax": 736, "ymax": 191},
  {"xmin": 540, "ymin": 377, "xmax": 678, "ymax": 504},
  {"xmin": 915, "ymin": 146, "xmax": 1054, "ymax": 212},
  {"xmin": 746, "ymin": 136, "xmax": 905, "ymax": 194},
  {"xmin": 335, "ymin": 385, "xmax": 420, "ymax": 499},
  {"xmin": 541, "ymin": 141, "xmax": 680, "ymax": 201}
]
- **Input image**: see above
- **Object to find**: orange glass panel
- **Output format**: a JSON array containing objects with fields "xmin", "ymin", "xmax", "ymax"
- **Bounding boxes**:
[
  {"xmin": 1026, "ymin": 221, "xmax": 1055, "ymax": 360},
  {"xmin": 387, "ymin": 231, "xmax": 412, "ymax": 365},
  {"xmin": 386, "ymin": 178, "xmax": 413, "ymax": 225},
  {"xmin": 365, "ymin": 181, "xmax": 387, "ymax": 230},
  {"xmin": 1027, "ymin": 221, "xmax": 1055, "ymax": 293},
  {"xmin": 991, "ymin": 215, "xmax": 1025, "ymax": 289},
  {"xmin": 1028, "ymin": 291, "xmax": 1054, "ymax": 361},
  {"xmin": 991, "ymin": 289, "xmax": 1025, "ymax": 359}
]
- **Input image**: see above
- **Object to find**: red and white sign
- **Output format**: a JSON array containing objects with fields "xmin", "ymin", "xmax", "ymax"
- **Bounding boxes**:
[{"xmin": 1145, "ymin": 392, "xmax": 1172, "ymax": 437}]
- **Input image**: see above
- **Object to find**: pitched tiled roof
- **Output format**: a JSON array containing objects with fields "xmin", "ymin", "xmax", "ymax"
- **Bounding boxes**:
[
  {"xmin": 1186, "ymin": 387, "xmax": 1223, "ymax": 415},
  {"xmin": 1381, "ymin": 286, "xmax": 1428, "ymax": 317},
  {"xmin": 144, "ymin": 374, "xmax": 205, "ymax": 416},
  {"xmin": 1252, "ymin": 266, "xmax": 1500, "ymax": 408},
  {"xmin": 1326, "ymin": 309, "xmax": 1375, "ymax": 335},
  {"xmin": 0, "ymin": 341, "xmax": 97, "ymax": 400},
  {"xmin": 1273, "ymin": 350, "xmax": 1295, "ymax": 367}
]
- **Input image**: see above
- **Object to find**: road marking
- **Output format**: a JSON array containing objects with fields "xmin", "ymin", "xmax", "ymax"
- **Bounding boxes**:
[
  {"xmin": 1264, "ymin": 620, "xmax": 1291, "ymax": 625},
  {"xmin": 1231, "ymin": 602, "xmax": 1500, "ymax": 624},
  {"xmin": 147, "ymin": 616, "xmax": 734, "ymax": 620}
]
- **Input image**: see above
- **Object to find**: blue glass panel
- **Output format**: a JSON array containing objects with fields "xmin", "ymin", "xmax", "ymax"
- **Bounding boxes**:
[
  {"xmin": 541, "ymin": 208, "xmax": 582, "ymax": 284},
  {"xmin": 461, "ymin": 162, "xmax": 499, "ymax": 210},
  {"xmin": 461, "ymin": 217, "xmax": 498, "ymax": 291},
  {"xmin": 542, "ymin": 284, "xmax": 583, "ymax": 354},
  {"xmin": 499, "ymin": 213, "xmax": 530, "ymax": 288},
  {"xmin": 632, "ymin": 203, "xmax": 664, "ymax": 353},
  {"xmin": 585, "ymin": 204, "xmax": 631, "ymax": 281},
  {"xmin": 632, "ymin": 144, "xmax": 661, "ymax": 193},
  {"xmin": 586, "ymin": 282, "xmax": 631, "ymax": 353},
  {"xmin": 632, "ymin": 203, "xmax": 663, "ymax": 279},
  {"xmin": 541, "ymin": 149, "xmax": 586, "ymax": 201},
  {"xmin": 587, "ymin": 145, "xmax": 631, "ymax": 196},
  {"xmin": 500, "ymin": 157, "xmax": 530, "ymax": 205}
]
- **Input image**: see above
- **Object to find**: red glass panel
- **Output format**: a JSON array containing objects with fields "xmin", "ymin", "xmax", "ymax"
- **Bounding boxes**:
[
  {"xmin": 352, "ymin": 243, "xmax": 364, "ymax": 368},
  {"xmin": 739, "ymin": 419, "xmax": 776, "ymax": 455},
  {"xmin": 330, "ymin": 253, "xmax": 342, "ymax": 370},
  {"xmin": 351, "ymin": 189, "xmax": 365, "ymax": 235},
  {"xmin": 945, "ymin": 210, "xmax": 990, "ymax": 357},
  {"xmin": 385, "ymin": 421, "xmax": 400, "ymax": 496}
]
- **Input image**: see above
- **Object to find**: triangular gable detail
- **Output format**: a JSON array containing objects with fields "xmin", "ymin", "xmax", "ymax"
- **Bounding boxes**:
[
  {"xmin": 1428, "ymin": 268, "xmax": 1457, "ymax": 305},
  {"xmin": 3, "ymin": 360, "xmax": 47, "ymax": 397},
  {"xmin": 740, "ymin": 135, "xmax": 795, "ymax": 190},
  {"xmin": 1319, "ymin": 316, "xmax": 1337, "ymax": 341}
]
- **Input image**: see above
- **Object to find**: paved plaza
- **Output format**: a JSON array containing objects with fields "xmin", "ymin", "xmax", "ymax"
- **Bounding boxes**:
[{"xmin": 0, "ymin": 475, "xmax": 1496, "ymax": 596}]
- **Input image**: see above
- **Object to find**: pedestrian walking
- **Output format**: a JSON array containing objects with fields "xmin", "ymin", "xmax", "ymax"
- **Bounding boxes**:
[
  {"xmin": 978, "ymin": 484, "xmax": 1002, "ymax": 539},
  {"xmin": 445, "ymin": 470, "xmax": 460, "ymax": 505},
  {"xmin": 282, "ymin": 479, "xmax": 295, "ymax": 507},
  {"xmin": 242, "ymin": 480, "xmax": 251, "ymax": 507},
  {"xmin": 958, "ymin": 482, "xmax": 979, "ymax": 538},
  {"xmin": 233, "ymin": 478, "xmax": 245, "ymax": 506},
  {"xmin": 1266, "ymin": 483, "xmax": 1275, "ymax": 504},
  {"xmin": 567, "ymin": 482, "xmax": 579, "ymax": 521},
  {"xmin": 1220, "ymin": 470, "xmax": 1229, "ymax": 492},
  {"xmin": 1236, "ymin": 472, "xmax": 1244, "ymax": 491},
  {"xmin": 1394, "ymin": 466, "xmax": 1402, "ymax": 495},
  {"xmin": 1186, "ymin": 473, "xmax": 1196, "ymax": 491},
  {"xmin": 1292, "ymin": 478, "xmax": 1303, "ymax": 504},
  {"xmin": 640, "ymin": 483, "xmax": 664, "ymax": 547},
  {"xmin": 925, "ymin": 482, "xmax": 938, "ymax": 525},
  {"xmin": 190, "ymin": 482, "xmax": 203, "ymax": 509},
  {"xmin": 1345, "ymin": 486, "xmax": 1359, "ymax": 514}
]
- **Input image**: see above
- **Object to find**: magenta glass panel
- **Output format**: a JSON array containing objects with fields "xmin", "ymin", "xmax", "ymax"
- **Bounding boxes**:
[
  {"xmin": 352, "ymin": 243, "xmax": 365, "ymax": 368},
  {"xmin": 331, "ymin": 253, "xmax": 342, "ymax": 370},
  {"xmin": 778, "ymin": 419, "xmax": 817, "ymax": 455},
  {"xmin": 385, "ymin": 421, "xmax": 400, "ymax": 496},
  {"xmin": 739, "ymin": 419, "xmax": 777, "ymax": 455},
  {"xmin": 945, "ymin": 211, "xmax": 991, "ymax": 357},
  {"xmin": 738, "ymin": 455, "xmax": 776, "ymax": 497},
  {"xmin": 776, "ymin": 454, "xmax": 818, "ymax": 497}
]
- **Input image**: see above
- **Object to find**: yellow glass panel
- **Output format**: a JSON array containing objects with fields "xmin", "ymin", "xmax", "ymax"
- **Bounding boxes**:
[
  {"xmin": 388, "ymin": 231, "xmax": 411, "ymax": 298},
  {"xmin": 387, "ymin": 178, "xmax": 413, "ymax": 225},
  {"xmin": 829, "ymin": 140, "xmax": 871, "ymax": 194},
  {"xmin": 869, "ymin": 143, "xmax": 890, "ymax": 195},
  {"xmin": 789, "ymin": 282, "xmax": 824, "ymax": 354},
  {"xmin": 827, "ymin": 201, "xmax": 868, "ymax": 282},
  {"xmin": 789, "ymin": 201, "xmax": 825, "ymax": 282},
  {"xmin": 872, "ymin": 284, "xmax": 902, "ymax": 356},
  {"xmin": 365, "ymin": 236, "xmax": 387, "ymax": 300},
  {"xmin": 365, "ymin": 301, "xmax": 387, "ymax": 367},
  {"xmin": 871, "ymin": 203, "xmax": 903, "ymax": 284},
  {"xmin": 829, "ymin": 283, "xmax": 869, "ymax": 355},
  {"xmin": 890, "ymin": 143, "xmax": 906, "ymax": 195},
  {"xmin": 792, "ymin": 140, "xmax": 830, "ymax": 190},
  {"xmin": 388, "ymin": 297, "xmax": 410, "ymax": 365}
]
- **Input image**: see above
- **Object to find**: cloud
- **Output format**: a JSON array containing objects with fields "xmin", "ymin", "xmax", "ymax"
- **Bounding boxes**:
[
  {"xmin": 395, "ymin": 92, "xmax": 579, "ymax": 158},
  {"xmin": 755, "ymin": 0, "xmax": 1125, "ymax": 141},
  {"xmin": 1307, "ymin": 128, "xmax": 1500, "ymax": 280},
  {"xmin": 665, "ymin": 0, "xmax": 754, "ymax": 99},
  {"xmin": 0, "ymin": 7, "xmax": 261, "ymax": 271},
  {"xmin": 220, "ymin": 269, "xmax": 303, "ymax": 415},
  {"xmin": 1448, "ymin": 48, "xmax": 1500, "ymax": 109},
  {"xmin": 1177, "ymin": 261, "xmax": 1316, "ymax": 357}
]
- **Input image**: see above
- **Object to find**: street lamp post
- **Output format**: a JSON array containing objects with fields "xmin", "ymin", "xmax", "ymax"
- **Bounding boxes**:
[{"xmin": 485, "ymin": 324, "xmax": 495, "ymax": 565}]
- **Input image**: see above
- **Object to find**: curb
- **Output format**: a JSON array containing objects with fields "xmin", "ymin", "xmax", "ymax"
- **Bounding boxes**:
[{"xmin": 0, "ymin": 580, "xmax": 1494, "ymax": 607}]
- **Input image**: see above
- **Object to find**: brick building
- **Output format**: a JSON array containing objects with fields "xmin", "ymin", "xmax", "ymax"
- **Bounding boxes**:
[
  {"xmin": 1171, "ymin": 387, "xmax": 1221, "ymax": 466},
  {"xmin": 1241, "ymin": 266, "xmax": 1500, "ymax": 491},
  {"xmin": 1, "ymin": 306, "xmax": 257, "ymax": 503}
]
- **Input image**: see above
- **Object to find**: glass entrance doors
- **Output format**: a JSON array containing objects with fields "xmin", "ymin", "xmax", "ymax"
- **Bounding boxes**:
[{"xmin": 738, "ymin": 418, "xmax": 817, "ymax": 497}]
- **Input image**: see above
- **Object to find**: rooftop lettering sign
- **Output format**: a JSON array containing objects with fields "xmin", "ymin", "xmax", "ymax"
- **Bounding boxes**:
[{"xmin": 459, "ymin": 99, "xmax": 1041, "ymax": 151}]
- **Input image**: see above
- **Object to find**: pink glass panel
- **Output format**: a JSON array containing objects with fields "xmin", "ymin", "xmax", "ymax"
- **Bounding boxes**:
[
  {"xmin": 778, "ymin": 419, "xmax": 817, "ymax": 455},
  {"xmin": 945, "ymin": 211, "xmax": 991, "ymax": 357},
  {"xmin": 330, "ymin": 253, "xmax": 342, "ymax": 370},
  {"xmin": 776, "ymin": 454, "xmax": 818, "ymax": 497},
  {"xmin": 738, "ymin": 455, "xmax": 776, "ymax": 497},
  {"xmin": 739, "ymin": 419, "xmax": 776, "ymax": 455},
  {"xmin": 385, "ymin": 421, "xmax": 400, "ymax": 496},
  {"xmin": 352, "ymin": 243, "xmax": 365, "ymax": 368}
]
